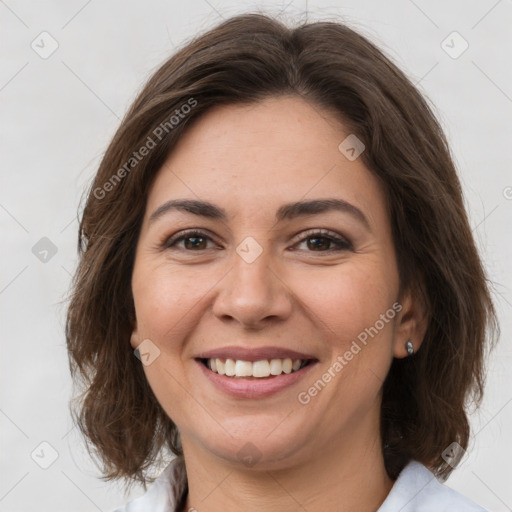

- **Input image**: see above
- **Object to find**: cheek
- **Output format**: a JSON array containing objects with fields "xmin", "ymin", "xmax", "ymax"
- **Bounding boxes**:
[
  {"xmin": 131, "ymin": 265, "xmax": 202, "ymax": 420},
  {"xmin": 294, "ymin": 258, "xmax": 398, "ymax": 347},
  {"xmin": 132, "ymin": 262, "xmax": 212, "ymax": 341}
]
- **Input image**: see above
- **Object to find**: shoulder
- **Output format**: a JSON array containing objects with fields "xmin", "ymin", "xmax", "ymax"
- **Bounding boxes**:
[
  {"xmin": 378, "ymin": 461, "xmax": 488, "ymax": 512},
  {"xmin": 111, "ymin": 457, "xmax": 187, "ymax": 512}
]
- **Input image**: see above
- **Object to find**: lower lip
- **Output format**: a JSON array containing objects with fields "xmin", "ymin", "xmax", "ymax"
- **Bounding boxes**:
[{"xmin": 196, "ymin": 359, "xmax": 318, "ymax": 399}]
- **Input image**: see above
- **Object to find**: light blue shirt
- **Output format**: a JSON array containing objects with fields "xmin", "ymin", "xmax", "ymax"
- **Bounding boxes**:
[{"xmin": 113, "ymin": 457, "xmax": 487, "ymax": 511}]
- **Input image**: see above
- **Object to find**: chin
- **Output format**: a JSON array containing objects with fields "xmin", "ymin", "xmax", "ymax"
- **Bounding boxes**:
[{"xmin": 184, "ymin": 417, "xmax": 312, "ymax": 471}]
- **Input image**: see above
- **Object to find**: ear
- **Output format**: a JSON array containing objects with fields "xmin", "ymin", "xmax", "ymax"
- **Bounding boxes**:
[
  {"xmin": 130, "ymin": 320, "xmax": 141, "ymax": 350},
  {"xmin": 393, "ymin": 287, "xmax": 429, "ymax": 358}
]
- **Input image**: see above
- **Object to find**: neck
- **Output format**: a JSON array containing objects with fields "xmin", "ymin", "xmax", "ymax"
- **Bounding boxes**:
[{"xmin": 180, "ymin": 419, "xmax": 393, "ymax": 511}]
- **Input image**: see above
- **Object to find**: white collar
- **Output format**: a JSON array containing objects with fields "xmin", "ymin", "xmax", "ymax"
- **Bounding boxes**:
[
  {"xmin": 113, "ymin": 457, "xmax": 487, "ymax": 511},
  {"xmin": 377, "ymin": 460, "xmax": 487, "ymax": 511}
]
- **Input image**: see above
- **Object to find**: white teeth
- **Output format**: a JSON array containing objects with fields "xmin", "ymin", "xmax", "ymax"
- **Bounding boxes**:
[
  {"xmin": 235, "ymin": 359, "xmax": 253, "ymax": 377},
  {"xmin": 269, "ymin": 358, "xmax": 282, "ymax": 375},
  {"xmin": 252, "ymin": 360, "xmax": 270, "ymax": 378},
  {"xmin": 205, "ymin": 357, "xmax": 307, "ymax": 378},
  {"xmin": 216, "ymin": 359, "xmax": 226, "ymax": 375},
  {"xmin": 282, "ymin": 358, "xmax": 293, "ymax": 374},
  {"xmin": 225, "ymin": 358, "xmax": 236, "ymax": 376}
]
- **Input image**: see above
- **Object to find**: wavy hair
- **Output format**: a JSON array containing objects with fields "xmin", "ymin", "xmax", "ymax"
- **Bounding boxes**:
[{"xmin": 66, "ymin": 12, "xmax": 498, "ymax": 487}]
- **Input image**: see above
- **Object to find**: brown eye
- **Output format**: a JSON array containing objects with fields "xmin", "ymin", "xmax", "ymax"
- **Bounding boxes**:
[
  {"xmin": 163, "ymin": 230, "xmax": 215, "ymax": 251},
  {"xmin": 306, "ymin": 236, "xmax": 333, "ymax": 251},
  {"xmin": 182, "ymin": 235, "xmax": 208, "ymax": 250},
  {"xmin": 293, "ymin": 229, "xmax": 353, "ymax": 253}
]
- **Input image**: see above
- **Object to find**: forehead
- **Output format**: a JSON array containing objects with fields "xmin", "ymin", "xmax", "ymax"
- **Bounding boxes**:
[{"xmin": 145, "ymin": 96, "xmax": 388, "ymax": 228}]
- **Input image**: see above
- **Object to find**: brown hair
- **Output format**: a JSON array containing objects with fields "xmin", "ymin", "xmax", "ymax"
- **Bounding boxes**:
[{"xmin": 66, "ymin": 12, "xmax": 498, "ymax": 487}]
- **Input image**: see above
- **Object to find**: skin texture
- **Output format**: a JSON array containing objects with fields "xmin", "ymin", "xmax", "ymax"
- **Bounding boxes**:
[{"xmin": 130, "ymin": 96, "xmax": 427, "ymax": 511}]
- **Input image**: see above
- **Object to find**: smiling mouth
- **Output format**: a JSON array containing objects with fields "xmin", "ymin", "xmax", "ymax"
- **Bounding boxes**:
[{"xmin": 198, "ymin": 357, "xmax": 315, "ymax": 379}]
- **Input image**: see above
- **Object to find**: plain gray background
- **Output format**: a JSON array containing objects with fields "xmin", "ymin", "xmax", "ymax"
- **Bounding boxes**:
[{"xmin": 1, "ymin": 0, "xmax": 511, "ymax": 510}]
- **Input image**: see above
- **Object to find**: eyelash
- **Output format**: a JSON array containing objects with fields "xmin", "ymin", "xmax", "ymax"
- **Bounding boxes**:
[{"xmin": 162, "ymin": 228, "xmax": 353, "ymax": 253}]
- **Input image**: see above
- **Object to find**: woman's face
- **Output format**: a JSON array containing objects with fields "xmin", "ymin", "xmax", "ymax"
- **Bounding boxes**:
[{"xmin": 131, "ymin": 96, "xmax": 417, "ymax": 469}]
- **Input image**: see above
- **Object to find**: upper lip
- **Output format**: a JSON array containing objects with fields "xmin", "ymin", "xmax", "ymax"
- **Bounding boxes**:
[{"xmin": 195, "ymin": 346, "xmax": 317, "ymax": 362}]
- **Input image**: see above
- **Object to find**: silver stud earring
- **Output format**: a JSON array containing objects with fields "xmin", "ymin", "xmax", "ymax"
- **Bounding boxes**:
[{"xmin": 406, "ymin": 340, "xmax": 414, "ymax": 356}]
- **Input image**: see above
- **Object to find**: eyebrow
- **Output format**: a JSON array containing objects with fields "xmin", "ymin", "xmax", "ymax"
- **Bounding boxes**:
[{"xmin": 149, "ymin": 198, "xmax": 370, "ymax": 230}]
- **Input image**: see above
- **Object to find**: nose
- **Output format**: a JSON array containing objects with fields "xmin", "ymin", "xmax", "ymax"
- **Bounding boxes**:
[{"xmin": 211, "ymin": 247, "xmax": 293, "ymax": 329}]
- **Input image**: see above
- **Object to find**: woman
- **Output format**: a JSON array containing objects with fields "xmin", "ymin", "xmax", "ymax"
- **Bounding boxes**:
[{"xmin": 66, "ymin": 13, "xmax": 497, "ymax": 512}]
